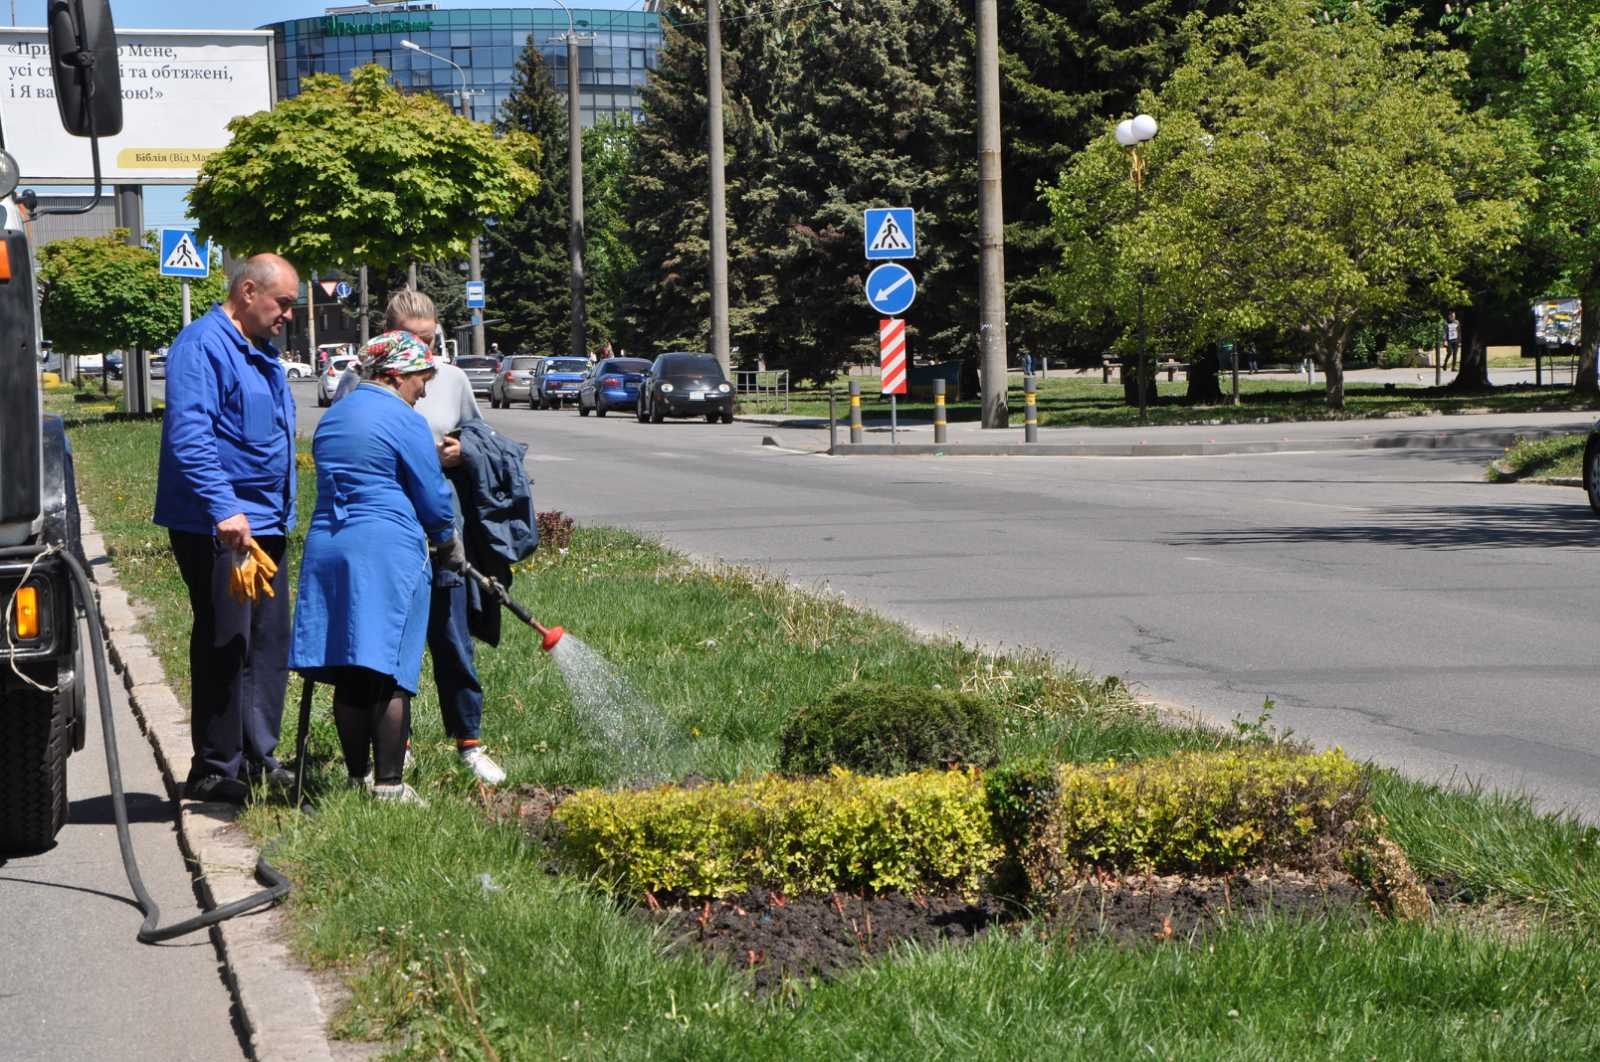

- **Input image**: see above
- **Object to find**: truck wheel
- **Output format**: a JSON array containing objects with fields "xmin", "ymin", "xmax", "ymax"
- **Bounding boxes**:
[{"xmin": 0, "ymin": 672, "xmax": 71, "ymax": 853}]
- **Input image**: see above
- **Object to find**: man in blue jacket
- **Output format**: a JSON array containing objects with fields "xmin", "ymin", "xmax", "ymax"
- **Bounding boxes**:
[{"xmin": 155, "ymin": 254, "xmax": 300, "ymax": 803}]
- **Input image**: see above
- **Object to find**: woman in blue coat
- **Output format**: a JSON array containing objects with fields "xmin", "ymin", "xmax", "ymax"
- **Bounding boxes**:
[{"xmin": 290, "ymin": 331, "xmax": 464, "ymax": 804}]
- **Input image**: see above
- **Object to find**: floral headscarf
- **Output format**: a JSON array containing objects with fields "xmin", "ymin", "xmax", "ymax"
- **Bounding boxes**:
[{"xmin": 360, "ymin": 330, "xmax": 434, "ymax": 378}]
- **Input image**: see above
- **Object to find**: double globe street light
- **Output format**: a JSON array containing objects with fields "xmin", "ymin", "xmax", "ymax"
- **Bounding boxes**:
[{"xmin": 1115, "ymin": 112, "xmax": 1158, "ymax": 423}]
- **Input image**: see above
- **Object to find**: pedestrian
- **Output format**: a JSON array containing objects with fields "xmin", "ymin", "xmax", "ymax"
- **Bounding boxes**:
[
  {"xmin": 333, "ymin": 291, "xmax": 507, "ymax": 784},
  {"xmin": 155, "ymin": 254, "xmax": 300, "ymax": 803},
  {"xmin": 1021, "ymin": 350, "xmax": 1034, "ymax": 378},
  {"xmin": 290, "ymin": 331, "xmax": 465, "ymax": 804},
  {"xmin": 1444, "ymin": 311, "xmax": 1461, "ymax": 371}
]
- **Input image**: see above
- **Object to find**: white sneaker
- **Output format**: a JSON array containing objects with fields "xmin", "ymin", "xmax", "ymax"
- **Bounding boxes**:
[
  {"xmin": 348, "ymin": 773, "xmax": 372, "ymax": 791},
  {"xmin": 371, "ymin": 782, "xmax": 428, "ymax": 806},
  {"xmin": 459, "ymin": 746, "xmax": 506, "ymax": 785}
]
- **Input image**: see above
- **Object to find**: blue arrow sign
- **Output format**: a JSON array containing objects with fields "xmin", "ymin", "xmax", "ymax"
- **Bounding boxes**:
[
  {"xmin": 864, "ymin": 207, "xmax": 916, "ymax": 260},
  {"xmin": 865, "ymin": 263, "xmax": 917, "ymax": 316},
  {"xmin": 158, "ymin": 227, "xmax": 210, "ymax": 279},
  {"xmin": 334, "ymin": 280, "xmax": 353, "ymax": 299},
  {"xmin": 465, "ymin": 281, "xmax": 486, "ymax": 309}
]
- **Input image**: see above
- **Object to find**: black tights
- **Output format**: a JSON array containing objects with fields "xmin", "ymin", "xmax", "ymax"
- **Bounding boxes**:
[{"xmin": 330, "ymin": 667, "xmax": 411, "ymax": 785}]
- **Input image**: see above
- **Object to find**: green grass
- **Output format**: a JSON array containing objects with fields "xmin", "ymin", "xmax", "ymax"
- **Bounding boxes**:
[
  {"xmin": 64, "ymin": 412, "xmax": 1600, "ymax": 1059},
  {"xmin": 771, "ymin": 375, "xmax": 1597, "ymax": 429},
  {"xmin": 1486, "ymin": 433, "xmax": 1586, "ymax": 483}
]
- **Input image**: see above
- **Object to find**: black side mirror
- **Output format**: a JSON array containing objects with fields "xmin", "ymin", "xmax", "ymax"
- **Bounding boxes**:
[{"xmin": 49, "ymin": 0, "xmax": 123, "ymax": 138}]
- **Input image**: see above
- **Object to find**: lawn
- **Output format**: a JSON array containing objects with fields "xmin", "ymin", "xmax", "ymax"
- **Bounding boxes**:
[
  {"xmin": 764, "ymin": 373, "xmax": 1597, "ymax": 429},
  {"xmin": 65, "ymin": 414, "xmax": 1600, "ymax": 1059},
  {"xmin": 1488, "ymin": 433, "xmax": 1587, "ymax": 483}
]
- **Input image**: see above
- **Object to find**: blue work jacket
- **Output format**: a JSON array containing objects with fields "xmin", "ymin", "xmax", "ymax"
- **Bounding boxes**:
[
  {"xmin": 154, "ymin": 305, "xmax": 297, "ymax": 537},
  {"xmin": 289, "ymin": 384, "xmax": 456, "ymax": 693}
]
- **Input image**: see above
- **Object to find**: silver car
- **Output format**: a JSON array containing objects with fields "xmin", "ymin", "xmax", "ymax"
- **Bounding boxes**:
[
  {"xmin": 456, "ymin": 355, "xmax": 500, "ymax": 397},
  {"xmin": 490, "ymin": 355, "xmax": 543, "ymax": 409}
]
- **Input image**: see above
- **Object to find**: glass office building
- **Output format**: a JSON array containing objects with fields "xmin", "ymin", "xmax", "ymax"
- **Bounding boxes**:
[{"xmin": 264, "ymin": 5, "xmax": 663, "ymax": 126}]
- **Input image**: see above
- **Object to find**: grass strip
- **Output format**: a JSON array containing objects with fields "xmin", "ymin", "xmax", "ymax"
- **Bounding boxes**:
[{"xmin": 1486, "ymin": 432, "xmax": 1585, "ymax": 482}]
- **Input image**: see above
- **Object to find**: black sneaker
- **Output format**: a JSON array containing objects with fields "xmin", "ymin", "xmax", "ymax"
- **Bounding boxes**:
[
  {"xmin": 186, "ymin": 774, "xmax": 248, "ymax": 804},
  {"xmin": 247, "ymin": 763, "xmax": 297, "ymax": 792}
]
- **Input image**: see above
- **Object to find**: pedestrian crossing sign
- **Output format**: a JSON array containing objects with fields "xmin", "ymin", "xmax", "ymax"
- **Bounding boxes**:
[
  {"xmin": 159, "ymin": 227, "xmax": 211, "ymax": 279},
  {"xmin": 864, "ymin": 207, "xmax": 916, "ymax": 260}
]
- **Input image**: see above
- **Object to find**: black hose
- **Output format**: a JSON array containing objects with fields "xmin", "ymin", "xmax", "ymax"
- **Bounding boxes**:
[{"xmin": 50, "ymin": 546, "xmax": 291, "ymax": 942}]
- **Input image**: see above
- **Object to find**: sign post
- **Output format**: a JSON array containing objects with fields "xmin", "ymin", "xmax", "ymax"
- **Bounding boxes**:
[
  {"xmin": 864, "ymin": 208, "xmax": 917, "ymax": 445},
  {"xmin": 880, "ymin": 318, "xmax": 907, "ymax": 446},
  {"xmin": 159, "ymin": 227, "xmax": 211, "ymax": 328}
]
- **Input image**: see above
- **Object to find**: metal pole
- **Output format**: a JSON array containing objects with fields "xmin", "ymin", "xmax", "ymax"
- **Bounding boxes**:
[
  {"xmin": 470, "ymin": 237, "xmax": 484, "ymax": 356},
  {"xmin": 1135, "ymin": 182, "xmax": 1148, "ymax": 425},
  {"xmin": 828, "ymin": 389, "xmax": 837, "ymax": 454},
  {"xmin": 1230, "ymin": 345, "xmax": 1240, "ymax": 406},
  {"xmin": 182, "ymin": 280, "xmax": 191, "ymax": 328},
  {"xmin": 1436, "ymin": 322, "xmax": 1443, "ymax": 387},
  {"xmin": 1024, "ymin": 374, "xmax": 1038, "ymax": 442},
  {"xmin": 706, "ymin": 0, "xmax": 731, "ymax": 375},
  {"xmin": 115, "ymin": 186, "xmax": 150, "ymax": 415},
  {"xmin": 933, "ymin": 377, "xmax": 947, "ymax": 445},
  {"xmin": 307, "ymin": 275, "xmax": 318, "ymax": 363},
  {"xmin": 975, "ymin": 0, "xmax": 1008, "ymax": 429},
  {"xmin": 566, "ymin": 30, "xmax": 588, "ymax": 363},
  {"xmin": 408, "ymin": 262, "xmax": 418, "ymax": 292},
  {"xmin": 849, "ymin": 379, "xmax": 863, "ymax": 444},
  {"xmin": 890, "ymin": 393, "xmax": 897, "ymax": 446},
  {"xmin": 358, "ymin": 265, "xmax": 370, "ymax": 345}
]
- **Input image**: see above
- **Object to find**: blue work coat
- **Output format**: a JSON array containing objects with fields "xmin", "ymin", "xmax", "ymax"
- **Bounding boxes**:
[
  {"xmin": 154, "ymin": 305, "xmax": 296, "ymax": 536},
  {"xmin": 289, "ymin": 384, "xmax": 455, "ymax": 693}
]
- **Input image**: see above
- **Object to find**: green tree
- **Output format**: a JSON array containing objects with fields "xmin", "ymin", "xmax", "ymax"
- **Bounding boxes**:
[
  {"xmin": 38, "ymin": 231, "xmax": 225, "ymax": 356},
  {"xmin": 189, "ymin": 65, "xmax": 538, "ymax": 272},
  {"xmin": 1046, "ymin": 0, "xmax": 1533, "ymax": 409},
  {"xmin": 486, "ymin": 39, "xmax": 572, "ymax": 354},
  {"xmin": 582, "ymin": 115, "xmax": 639, "ymax": 345}
]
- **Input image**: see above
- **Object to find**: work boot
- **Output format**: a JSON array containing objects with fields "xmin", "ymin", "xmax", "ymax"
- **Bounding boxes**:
[
  {"xmin": 459, "ymin": 745, "xmax": 506, "ymax": 785},
  {"xmin": 186, "ymin": 774, "xmax": 248, "ymax": 805},
  {"xmin": 371, "ymin": 782, "xmax": 428, "ymax": 807}
]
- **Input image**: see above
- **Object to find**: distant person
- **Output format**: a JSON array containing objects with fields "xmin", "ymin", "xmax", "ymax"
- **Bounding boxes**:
[
  {"xmin": 290, "ymin": 331, "xmax": 464, "ymax": 804},
  {"xmin": 155, "ymin": 253, "xmax": 300, "ymax": 804},
  {"xmin": 1021, "ymin": 351, "xmax": 1035, "ymax": 378},
  {"xmin": 1444, "ymin": 311, "xmax": 1461, "ymax": 371}
]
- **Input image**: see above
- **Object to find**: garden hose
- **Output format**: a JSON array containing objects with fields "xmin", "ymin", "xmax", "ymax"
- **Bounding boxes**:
[{"xmin": 3, "ymin": 542, "xmax": 291, "ymax": 943}]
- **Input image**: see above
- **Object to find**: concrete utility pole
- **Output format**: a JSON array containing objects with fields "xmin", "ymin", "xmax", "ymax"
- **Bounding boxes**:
[
  {"xmin": 706, "ymin": 0, "xmax": 731, "ymax": 374},
  {"xmin": 550, "ymin": 0, "xmax": 590, "ymax": 362},
  {"xmin": 974, "ymin": 0, "xmax": 1008, "ymax": 428}
]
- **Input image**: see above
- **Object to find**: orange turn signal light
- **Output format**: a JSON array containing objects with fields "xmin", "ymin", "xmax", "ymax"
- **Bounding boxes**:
[
  {"xmin": 0, "ymin": 241, "xmax": 11, "ymax": 283},
  {"xmin": 13, "ymin": 585, "xmax": 39, "ymax": 639}
]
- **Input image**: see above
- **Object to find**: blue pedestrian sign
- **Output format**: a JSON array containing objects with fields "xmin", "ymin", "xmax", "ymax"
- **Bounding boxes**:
[
  {"xmin": 864, "ymin": 263, "xmax": 917, "ymax": 316},
  {"xmin": 465, "ymin": 281, "xmax": 486, "ymax": 308},
  {"xmin": 864, "ymin": 207, "xmax": 916, "ymax": 260},
  {"xmin": 334, "ymin": 280, "xmax": 353, "ymax": 300},
  {"xmin": 158, "ymin": 227, "xmax": 210, "ymax": 279}
]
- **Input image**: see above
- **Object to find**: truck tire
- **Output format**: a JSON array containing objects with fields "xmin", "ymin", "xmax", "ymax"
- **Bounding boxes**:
[{"xmin": 0, "ymin": 672, "xmax": 71, "ymax": 853}]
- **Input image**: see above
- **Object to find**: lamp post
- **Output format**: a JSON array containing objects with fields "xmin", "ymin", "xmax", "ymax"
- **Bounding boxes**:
[
  {"xmin": 402, "ymin": 38, "xmax": 487, "ymax": 357},
  {"xmin": 1115, "ymin": 112, "xmax": 1158, "ymax": 423},
  {"xmin": 549, "ymin": 0, "xmax": 591, "ymax": 364}
]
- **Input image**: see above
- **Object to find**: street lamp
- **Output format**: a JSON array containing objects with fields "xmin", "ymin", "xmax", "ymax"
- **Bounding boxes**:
[
  {"xmin": 1115, "ymin": 112, "xmax": 1158, "ymax": 423},
  {"xmin": 402, "ymin": 38, "xmax": 488, "ymax": 358},
  {"xmin": 547, "ymin": 0, "xmax": 591, "ymax": 364}
]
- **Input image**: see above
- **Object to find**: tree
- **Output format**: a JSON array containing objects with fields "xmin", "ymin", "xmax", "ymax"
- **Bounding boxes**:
[
  {"xmin": 582, "ymin": 116, "xmax": 640, "ymax": 345},
  {"xmin": 1046, "ymin": 0, "xmax": 1533, "ymax": 409},
  {"xmin": 38, "ymin": 231, "xmax": 225, "ymax": 356},
  {"xmin": 486, "ymin": 39, "xmax": 573, "ymax": 355},
  {"xmin": 189, "ymin": 65, "xmax": 538, "ymax": 272}
]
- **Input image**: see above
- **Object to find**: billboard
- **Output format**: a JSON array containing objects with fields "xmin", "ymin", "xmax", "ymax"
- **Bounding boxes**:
[
  {"xmin": 1533, "ymin": 298, "xmax": 1580, "ymax": 347},
  {"xmin": 0, "ymin": 28, "xmax": 273, "ymax": 184}
]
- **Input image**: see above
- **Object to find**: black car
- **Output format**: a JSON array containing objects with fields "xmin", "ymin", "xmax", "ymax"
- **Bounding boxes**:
[
  {"xmin": 636, "ymin": 353, "xmax": 735, "ymax": 424},
  {"xmin": 1584, "ymin": 422, "xmax": 1600, "ymax": 516}
]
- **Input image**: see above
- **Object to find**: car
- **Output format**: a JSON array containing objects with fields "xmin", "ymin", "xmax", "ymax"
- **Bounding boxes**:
[
  {"xmin": 317, "ymin": 354, "xmax": 358, "ymax": 407},
  {"xmin": 281, "ymin": 357, "xmax": 314, "ymax": 380},
  {"xmin": 149, "ymin": 356, "xmax": 166, "ymax": 379},
  {"xmin": 456, "ymin": 355, "xmax": 501, "ymax": 398},
  {"xmin": 637, "ymin": 352, "xmax": 735, "ymax": 423},
  {"xmin": 1585, "ymin": 422, "xmax": 1600, "ymax": 517},
  {"xmin": 104, "ymin": 352, "xmax": 123, "ymax": 381},
  {"xmin": 577, "ymin": 357, "xmax": 652, "ymax": 417},
  {"xmin": 489, "ymin": 355, "xmax": 543, "ymax": 408},
  {"xmin": 533, "ymin": 356, "xmax": 590, "ymax": 409}
]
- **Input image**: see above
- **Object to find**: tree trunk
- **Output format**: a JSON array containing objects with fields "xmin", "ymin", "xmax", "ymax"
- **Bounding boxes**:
[
  {"xmin": 1318, "ymin": 325, "xmax": 1350, "ymax": 410},
  {"xmin": 1186, "ymin": 349, "xmax": 1223, "ymax": 403},
  {"xmin": 1445, "ymin": 303, "xmax": 1493, "ymax": 392},
  {"xmin": 1120, "ymin": 361, "xmax": 1156, "ymax": 406},
  {"xmin": 1575, "ymin": 266, "xmax": 1600, "ymax": 396}
]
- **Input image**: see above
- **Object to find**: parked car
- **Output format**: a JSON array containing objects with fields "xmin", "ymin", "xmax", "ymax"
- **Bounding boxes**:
[
  {"xmin": 104, "ymin": 352, "xmax": 123, "ymax": 381},
  {"xmin": 280, "ymin": 357, "xmax": 314, "ymax": 379},
  {"xmin": 456, "ymin": 355, "xmax": 500, "ymax": 398},
  {"xmin": 1584, "ymin": 422, "xmax": 1600, "ymax": 517},
  {"xmin": 149, "ymin": 355, "xmax": 166, "ymax": 379},
  {"xmin": 577, "ymin": 357, "xmax": 652, "ymax": 417},
  {"xmin": 316, "ymin": 354, "xmax": 358, "ymax": 407},
  {"xmin": 533, "ymin": 356, "xmax": 590, "ymax": 409},
  {"xmin": 490, "ymin": 355, "xmax": 543, "ymax": 408},
  {"xmin": 637, "ymin": 352, "xmax": 735, "ymax": 424}
]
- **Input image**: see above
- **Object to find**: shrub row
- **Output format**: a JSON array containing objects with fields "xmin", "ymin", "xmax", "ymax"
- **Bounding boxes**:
[
  {"xmin": 777, "ymin": 680, "xmax": 1001, "ymax": 777},
  {"xmin": 553, "ymin": 748, "xmax": 1381, "ymax": 903}
]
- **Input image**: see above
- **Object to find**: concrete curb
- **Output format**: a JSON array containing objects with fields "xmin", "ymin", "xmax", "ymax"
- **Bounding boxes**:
[
  {"xmin": 79, "ymin": 507, "xmax": 338, "ymax": 1062},
  {"xmin": 827, "ymin": 426, "xmax": 1577, "ymax": 457}
]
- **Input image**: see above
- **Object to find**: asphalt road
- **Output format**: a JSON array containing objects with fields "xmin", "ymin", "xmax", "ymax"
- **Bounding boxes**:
[
  {"xmin": 281, "ymin": 380, "xmax": 1600, "ymax": 819},
  {"xmin": 0, "ymin": 625, "xmax": 246, "ymax": 1062}
]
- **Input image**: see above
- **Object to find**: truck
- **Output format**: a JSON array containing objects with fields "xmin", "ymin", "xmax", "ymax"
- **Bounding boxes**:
[{"xmin": 1, "ymin": 0, "xmax": 121, "ymax": 852}]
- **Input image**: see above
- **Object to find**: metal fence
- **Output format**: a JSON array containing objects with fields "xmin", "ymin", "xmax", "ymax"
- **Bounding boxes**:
[{"xmin": 735, "ymin": 369, "xmax": 790, "ymax": 413}]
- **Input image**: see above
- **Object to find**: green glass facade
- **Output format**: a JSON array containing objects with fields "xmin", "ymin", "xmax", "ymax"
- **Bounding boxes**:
[{"xmin": 264, "ymin": 6, "xmax": 662, "ymax": 126}]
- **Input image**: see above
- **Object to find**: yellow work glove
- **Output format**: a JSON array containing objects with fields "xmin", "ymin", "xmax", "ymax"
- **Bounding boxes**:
[
  {"xmin": 247, "ymin": 540, "xmax": 278, "ymax": 599},
  {"xmin": 229, "ymin": 549, "xmax": 259, "ymax": 604}
]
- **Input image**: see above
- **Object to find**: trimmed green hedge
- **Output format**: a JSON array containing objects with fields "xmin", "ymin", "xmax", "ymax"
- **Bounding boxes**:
[{"xmin": 777, "ymin": 680, "xmax": 1001, "ymax": 776}]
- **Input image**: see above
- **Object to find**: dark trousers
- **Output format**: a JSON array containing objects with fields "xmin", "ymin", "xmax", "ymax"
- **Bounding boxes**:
[
  {"xmin": 169, "ymin": 531, "xmax": 290, "ymax": 784},
  {"xmin": 427, "ymin": 577, "xmax": 483, "ymax": 742}
]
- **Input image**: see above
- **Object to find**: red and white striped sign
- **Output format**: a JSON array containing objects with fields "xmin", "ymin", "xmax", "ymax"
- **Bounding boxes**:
[{"xmin": 879, "ymin": 318, "xmax": 907, "ymax": 395}]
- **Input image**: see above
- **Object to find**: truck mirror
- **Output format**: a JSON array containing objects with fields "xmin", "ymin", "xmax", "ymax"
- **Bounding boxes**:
[{"xmin": 48, "ymin": 0, "xmax": 123, "ymax": 138}]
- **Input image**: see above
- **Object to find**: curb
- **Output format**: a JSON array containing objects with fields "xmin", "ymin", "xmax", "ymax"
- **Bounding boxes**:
[
  {"xmin": 827, "ymin": 426, "xmax": 1578, "ymax": 457},
  {"xmin": 79, "ymin": 506, "xmax": 338, "ymax": 1062}
]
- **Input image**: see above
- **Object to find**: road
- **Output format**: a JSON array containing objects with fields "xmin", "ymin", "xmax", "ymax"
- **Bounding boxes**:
[
  {"xmin": 0, "ymin": 625, "xmax": 247, "ymax": 1062},
  {"xmin": 279, "ymin": 379, "xmax": 1599, "ymax": 819}
]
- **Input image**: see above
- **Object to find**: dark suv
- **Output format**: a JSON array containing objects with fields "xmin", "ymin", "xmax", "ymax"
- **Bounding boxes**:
[{"xmin": 637, "ymin": 353, "xmax": 734, "ymax": 424}]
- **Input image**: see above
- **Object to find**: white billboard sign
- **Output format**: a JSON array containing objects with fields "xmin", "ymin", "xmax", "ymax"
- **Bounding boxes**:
[{"xmin": 0, "ymin": 28, "xmax": 273, "ymax": 184}]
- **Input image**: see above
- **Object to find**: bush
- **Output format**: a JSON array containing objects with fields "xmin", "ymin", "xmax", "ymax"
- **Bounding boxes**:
[
  {"xmin": 551, "ymin": 768, "xmax": 999, "ymax": 898},
  {"xmin": 536, "ymin": 510, "xmax": 574, "ymax": 551},
  {"xmin": 777, "ymin": 680, "xmax": 1001, "ymax": 776}
]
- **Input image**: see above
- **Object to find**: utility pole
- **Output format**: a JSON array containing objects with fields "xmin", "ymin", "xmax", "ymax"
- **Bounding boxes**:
[
  {"xmin": 706, "ymin": 0, "xmax": 731, "ymax": 374},
  {"xmin": 114, "ymin": 185, "xmax": 151, "ymax": 415},
  {"xmin": 974, "ymin": 0, "xmax": 1008, "ymax": 428},
  {"xmin": 563, "ymin": 22, "xmax": 588, "ymax": 362}
]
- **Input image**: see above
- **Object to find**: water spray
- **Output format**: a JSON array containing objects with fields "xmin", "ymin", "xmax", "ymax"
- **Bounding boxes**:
[{"xmin": 461, "ymin": 563, "xmax": 565, "ymax": 651}]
